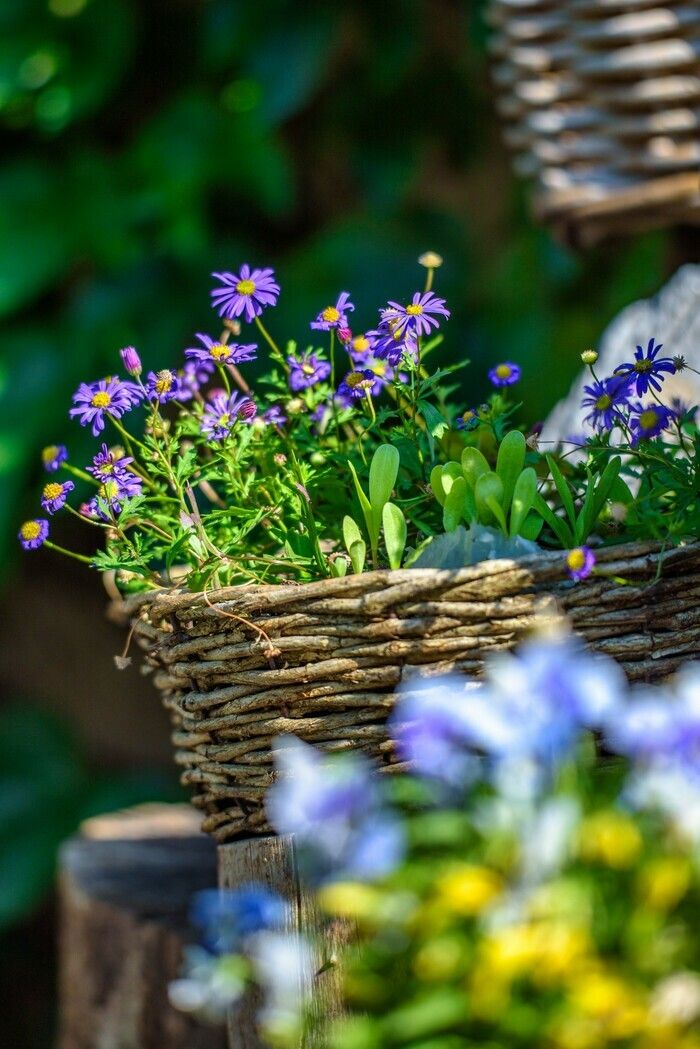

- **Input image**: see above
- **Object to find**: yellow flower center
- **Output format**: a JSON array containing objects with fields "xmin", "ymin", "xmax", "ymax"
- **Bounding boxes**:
[
  {"xmin": 495, "ymin": 364, "xmax": 513, "ymax": 380},
  {"xmin": 42, "ymin": 445, "xmax": 59, "ymax": 463},
  {"xmin": 639, "ymin": 409, "xmax": 659, "ymax": 430},
  {"xmin": 236, "ymin": 279, "xmax": 256, "ymax": 295},
  {"xmin": 371, "ymin": 362, "xmax": 387, "ymax": 377},
  {"xmin": 21, "ymin": 521, "xmax": 41, "ymax": 540},
  {"xmin": 595, "ymin": 394, "xmax": 612, "ymax": 411},
  {"xmin": 209, "ymin": 343, "xmax": 230, "ymax": 361},
  {"xmin": 346, "ymin": 371, "xmax": 365, "ymax": 388},
  {"xmin": 100, "ymin": 480, "xmax": 120, "ymax": 500},
  {"xmin": 302, "ymin": 363, "xmax": 316, "ymax": 375},
  {"xmin": 462, "ymin": 410, "xmax": 476, "ymax": 423},
  {"xmin": 352, "ymin": 336, "xmax": 370, "ymax": 352},
  {"xmin": 155, "ymin": 370, "xmax": 173, "ymax": 394},
  {"xmin": 406, "ymin": 303, "xmax": 423, "ymax": 316},
  {"xmin": 43, "ymin": 482, "xmax": 63, "ymax": 500},
  {"xmin": 218, "ymin": 413, "xmax": 231, "ymax": 427},
  {"xmin": 91, "ymin": 391, "xmax": 112, "ymax": 408},
  {"xmin": 567, "ymin": 548, "xmax": 586, "ymax": 572},
  {"xmin": 635, "ymin": 359, "xmax": 653, "ymax": 373},
  {"xmin": 322, "ymin": 306, "xmax": 340, "ymax": 323}
]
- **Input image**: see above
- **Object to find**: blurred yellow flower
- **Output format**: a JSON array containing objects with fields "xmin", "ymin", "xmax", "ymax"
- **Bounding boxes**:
[
  {"xmin": 436, "ymin": 864, "xmax": 503, "ymax": 916},
  {"xmin": 569, "ymin": 971, "xmax": 648, "ymax": 1039},
  {"xmin": 317, "ymin": 881, "xmax": 383, "ymax": 921},
  {"xmin": 637, "ymin": 857, "xmax": 691, "ymax": 912},
  {"xmin": 578, "ymin": 810, "xmax": 643, "ymax": 869}
]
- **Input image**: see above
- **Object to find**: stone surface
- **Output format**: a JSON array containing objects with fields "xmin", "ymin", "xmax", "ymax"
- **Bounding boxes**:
[{"xmin": 542, "ymin": 264, "xmax": 700, "ymax": 444}]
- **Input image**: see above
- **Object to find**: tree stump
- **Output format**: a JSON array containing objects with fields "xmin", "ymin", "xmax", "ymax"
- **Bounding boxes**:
[
  {"xmin": 218, "ymin": 836, "xmax": 349, "ymax": 1049},
  {"xmin": 57, "ymin": 803, "xmax": 226, "ymax": 1049}
]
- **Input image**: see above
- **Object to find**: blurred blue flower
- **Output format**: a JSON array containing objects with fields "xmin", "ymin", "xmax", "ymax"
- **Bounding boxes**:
[
  {"xmin": 392, "ymin": 675, "xmax": 482, "ymax": 787},
  {"xmin": 266, "ymin": 736, "xmax": 404, "ymax": 881},
  {"xmin": 191, "ymin": 886, "xmax": 287, "ymax": 956}
]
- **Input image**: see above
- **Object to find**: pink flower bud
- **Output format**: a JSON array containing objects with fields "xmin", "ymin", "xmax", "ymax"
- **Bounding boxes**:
[
  {"xmin": 338, "ymin": 327, "xmax": 353, "ymax": 344},
  {"xmin": 238, "ymin": 399, "xmax": 257, "ymax": 421},
  {"xmin": 120, "ymin": 345, "xmax": 142, "ymax": 377}
]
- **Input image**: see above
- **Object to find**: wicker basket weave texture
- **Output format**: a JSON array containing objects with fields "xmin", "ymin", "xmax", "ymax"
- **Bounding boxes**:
[
  {"xmin": 488, "ymin": 0, "xmax": 700, "ymax": 244},
  {"xmin": 126, "ymin": 541, "xmax": 700, "ymax": 843}
]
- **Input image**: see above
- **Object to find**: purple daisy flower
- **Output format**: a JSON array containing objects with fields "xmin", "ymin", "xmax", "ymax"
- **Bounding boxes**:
[
  {"xmin": 629, "ymin": 402, "xmax": 675, "ymax": 443},
  {"xmin": 581, "ymin": 374, "xmax": 632, "ymax": 431},
  {"xmin": 145, "ymin": 369, "xmax": 182, "ymax": 404},
  {"xmin": 40, "ymin": 479, "xmax": 75, "ymax": 514},
  {"xmin": 566, "ymin": 546, "xmax": 595, "ymax": 582},
  {"xmin": 185, "ymin": 333, "xmax": 258, "ymax": 368},
  {"xmin": 350, "ymin": 333, "xmax": 372, "ymax": 358},
  {"xmin": 456, "ymin": 408, "xmax": 480, "ymax": 431},
  {"xmin": 41, "ymin": 444, "xmax": 68, "ymax": 473},
  {"xmin": 201, "ymin": 391, "xmax": 257, "ymax": 442},
  {"xmin": 382, "ymin": 291, "xmax": 450, "ymax": 338},
  {"xmin": 18, "ymin": 519, "xmax": 49, "ymax": 550},
  {"xmin": 88, "ymin": 443, "xmax": 134, "ymax": 482},
  {"xmin": 262, "ymin": 405, "xmax": 287, "ymax": 427},
  {"xmin": 69, "ymin": 378, "xmax": 136, "ymax": 436},
  {"xmin": 337, "ymin": 369, "xmax": 377, "ymax": 400},
  {"xmin": 211, "ymin": 265, "xmax": 280, "ymax": 323},
  {"xmin": 366, "ymin": 323, "xmax": 418, "ymax": 366},
  {"xmin": 310, "ymin": 291, "xmax": 355, "ymax": 332},
  {"xmin": 178, "ymin": 359, "xmax": 215, "ymax": 401},
  {"xmin": 614, "ymin": 338, "xmax": 676, "ymax": 397},
  {"xmin": 488, "ymin": 362, "xmax": 521, "ymax": 387},
  {"xmin": 120, "ymin": 346, "xmax": 142, "ymax": 377},
  {"xmin": 287, "ymin": 351, "xmax": 331, "ymax": 391}
]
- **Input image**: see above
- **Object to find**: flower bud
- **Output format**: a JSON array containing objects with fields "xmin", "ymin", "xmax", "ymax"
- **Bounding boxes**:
[
  {"xmin": 338, "ymin": 327, "xmax": 353, "ymax": 345},
  {"xmin": 274, "ymin": 453, "xmax": 287, "ymax": 466},
  {"xmin": 581, "ymin": 349, "xmax": 598, "ymax": 366},
  {"xmin": 418, "ymin": 251, "xmax": 443, "ymax": 269},
  {"xmin": 120, "ymin": 345, "xmax": 142, "ymax": 377},
  {"xmin": 238, "ymin": 399, "xmax": 257, "ymax": 421}
]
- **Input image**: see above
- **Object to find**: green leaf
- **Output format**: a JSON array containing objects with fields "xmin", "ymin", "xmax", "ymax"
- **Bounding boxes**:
[
  {"xmin": 348, "ymin": 539, "xmax": 366, "ymax": 575},
  {"xmin": 382, "ymin": 502, "xmax": 407, "ymax": 570},
  {"xmin": 347, "ymin": 460, "xmax": 374, "ymax": 548},
  {"xmin": 443, "ymin": 476, "xmax": 467, "ymax": 532},
  {"xmin": 461, "ymin": 447, "xmax": 490, "ymax": 491},
  {"xmin": 510, "ymin": 466, "xmax": 537, "ymax": 537},
  {"xmin": 519, "ymin": 511, "xmax": 545, "ymax": 541},
  {"xmin": 496, "ymin": 430, "xmax": 526, "ymax": 513},
  {"xmin": 342, "ymin": 515, "xmax": 364, "ymax": 553},
  {"xmin": 546, "ymin": 454, "xmax": 577, "ymax": 531},
  {"xmin": 533, "ymin": 491, "xmax": 575, "ymax": 548},
  {"xmin": 329, "ymin": 557, "xmax": 348, "ymax": 577},
  {"xmin": 475, "ymin": 472, "xmax": 504, "ymax": 527},
  {"xmin": 369, "ymin": 444, "xmax": 400, "ymax": 512},
  {"xmin": 418, "ymin": 400, "xmax": 449, "ymax": 439},
  {"xmin": 430, "ymin": 465, "xmax": 447, "ymax": 506}
]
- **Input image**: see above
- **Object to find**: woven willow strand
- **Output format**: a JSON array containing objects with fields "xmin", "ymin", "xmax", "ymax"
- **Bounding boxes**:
[{"xmin": 121, "ymin": 541, "xmax": 700, "ymax": 842}]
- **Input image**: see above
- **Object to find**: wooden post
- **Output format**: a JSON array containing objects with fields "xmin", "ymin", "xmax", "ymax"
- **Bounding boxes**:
[
  {"xmin": 218, "ymin": 836, "xmax": 348, "ymax": 1049},
  {"xmin": 57, "ymin": 803, "xmax": 226, "ymax": 1049}
]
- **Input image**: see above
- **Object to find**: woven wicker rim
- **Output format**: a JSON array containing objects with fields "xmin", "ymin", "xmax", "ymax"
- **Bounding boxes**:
[{"xmin": 122, "ymin": 540, "xmax": 700, "ymax": 841}]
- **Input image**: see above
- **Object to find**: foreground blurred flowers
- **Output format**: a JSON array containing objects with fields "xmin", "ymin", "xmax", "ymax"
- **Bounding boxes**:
[{"xmin": 171, "ymin": 630, "xmax": 700, "ymax": 1046}]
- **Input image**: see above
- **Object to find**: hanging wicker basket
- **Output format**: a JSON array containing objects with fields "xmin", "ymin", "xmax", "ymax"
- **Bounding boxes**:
[
  {"xmin": 120, "ymin": 540, "xmax": 700, "ymax": 843},
  {"xmin": 487, "ymin": 0, "xmax": 700, "ymax": 246}
]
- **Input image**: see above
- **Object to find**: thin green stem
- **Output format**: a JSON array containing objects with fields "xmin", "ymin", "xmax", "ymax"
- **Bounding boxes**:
[
  {"xmin": 364, "ymin": 390, "xmax": 376, "ymax": 423},
  {"xmin": 255, "ymin": 316, "xmax": 289, "ymax": 372},
  {"xmin": 63, "ymin": 463, "xmax": 97, "ymax": 486},
  {"xmin": 45, "ymin": 541, "xmax": 94, "ymax": 564}
]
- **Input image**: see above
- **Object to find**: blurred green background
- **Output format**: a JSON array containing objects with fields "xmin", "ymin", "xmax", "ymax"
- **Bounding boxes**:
[{"xmin": 0, "ymin": 0, "xmax": 680, "ymax": 1044}]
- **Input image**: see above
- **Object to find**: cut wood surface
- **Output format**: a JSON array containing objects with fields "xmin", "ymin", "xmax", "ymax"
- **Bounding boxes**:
[{"xmin": 57, "ymin": 803, "xmax": 225, "ymax": 1049}]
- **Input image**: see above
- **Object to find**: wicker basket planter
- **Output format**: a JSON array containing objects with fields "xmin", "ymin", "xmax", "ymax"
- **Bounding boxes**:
[
  {"xmin": 123, "ymin": 540, "xmax": 700, "ymax": 843},
  {"xmin": 487, "ymin": 0, "xmax": 700, "ymax": 245}
]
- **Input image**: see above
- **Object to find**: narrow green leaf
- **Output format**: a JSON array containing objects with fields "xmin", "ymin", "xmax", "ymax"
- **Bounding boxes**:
[
  {"xmin": 496, "ymin": 430, "xmax": 526, "ymax": 514},
  {"xmin": 533, "ymin": 491, "xmax": 575, "ymax": 548},
  {"xmin": 369, "ymin": 444, "xmax": 400, "ymax": 512},
  {"xmin": 443, "ymin": 476, "xmax": 467, "ymax": 532},
  {"xmin": 342, "ymin": 515, "xmax": 363, "ymax": 554},
  {"xmin": 475, "ymin": 472, "xmax": 504, "ymax": 527},
  {"xmin": 348, "ymin": 539, "xmax": 366, "ymax": 575},
  {"xmin": 546, "ymin": 454, "xmax": 577, "ymax": 531},
  {"xmin": 519, "ymin": 511, "xmax": 545, "ymax": 541},
  {"xmin": 510, "ymin": 466, "xmax": 537, "ymax": 536},
  {"xmin": 382, "ymin": 502, "xmax": 407, "ymax": 569}
]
